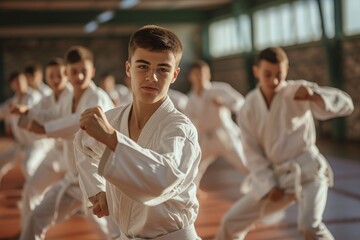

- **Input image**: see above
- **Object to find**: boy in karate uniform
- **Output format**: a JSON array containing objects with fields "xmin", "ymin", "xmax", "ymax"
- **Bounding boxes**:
[
  {"xmin": 184, "ymin": 60, "xmax": 248, "ymax": 188},
  {"xmin": 15, "ymin": 58, "xmax": 72, "ymax": 229},
  {"xmin": 216, "ymin": 47, "xmax": 354, "ymax": 240},
  {"xmin": 0, "ymin": 71, "xmax": 51, "ymax": 182},
  {"xmin": 75, "ymin": 25, "xmax": 202, "ymax": 239},
  {"xmin": 20, "ymin": 46, "xmax": 116, "ymax": 240}
]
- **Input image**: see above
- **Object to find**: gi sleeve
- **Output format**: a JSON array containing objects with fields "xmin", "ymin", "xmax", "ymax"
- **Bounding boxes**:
[
  {"xmin": 44, "ymin": 113, "xmax": 80, "ymax": 139},
  {"xmin": 296, "ymin": 80, "xmax": 354, "ymax": 120},
  {"xmin": 74, "ymin": 129, "xmax": 107, "ymax": 199},
  {"xmin": 237, "ymin": 105, "xmax": 276, "ymax": 200},
  {"xmin": 98, "ymin": 122, "xmax": 201, "ymax": 206},
  {"xmin": 216, "ymin": 83, "xmax": 245, "ymax": 112}
]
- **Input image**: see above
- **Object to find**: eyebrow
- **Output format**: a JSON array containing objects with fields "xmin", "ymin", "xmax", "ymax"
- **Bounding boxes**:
[{"xmin": 135, "ymin": 59, "xmax": 172, "ymax": 68}]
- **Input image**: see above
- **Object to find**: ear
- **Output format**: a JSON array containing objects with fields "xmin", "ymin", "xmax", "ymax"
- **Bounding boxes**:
[
  {"xmin": 252, "ymin": 65, "xmax": 259, "ymax": 78},
  {"xmin": 92, "ymin": 67, "xmax": 96, "ymax": 79},
  {"xmin": 125, "ymin": 61, "xmax": 131, "ymax": 78},
  {"xmin": 171, "ymin": 67, "xmax": 181, "ymax": 84}
]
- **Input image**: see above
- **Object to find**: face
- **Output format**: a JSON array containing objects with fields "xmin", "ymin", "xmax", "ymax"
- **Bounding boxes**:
[
  {"xmin": 66, "ymin": 60, "xmax": 95, "ymax": 91},
  {"xmin": 45, "ymin": 65, "xmax": 67, "ymax": 93},
  {"xmin": 10, "ymin": 74, "xmax": 28, "ymax": 95},
  {"xmin": 125, "ymin": 48, "xmax": 180, "ymax": 105},
  {"xmin": 253, "ymin": 60, "xmax": 288, "ymax": 96},
  {"xmin": 25, "ymin": 71, "xmax": 42, "ymax": 89},
  {"xmin": 189, "ymin": 66, "xmax": 211, "ymax": 91}
]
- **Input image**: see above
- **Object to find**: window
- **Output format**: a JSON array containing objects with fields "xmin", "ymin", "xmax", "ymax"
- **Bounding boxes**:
[
  {"xmin": 343, "ymin": 0, "xmax": 360, "ymax": 35},
  {"xmin": 209, "ymin": 15, "xmax": 251, "ymax": 57}
]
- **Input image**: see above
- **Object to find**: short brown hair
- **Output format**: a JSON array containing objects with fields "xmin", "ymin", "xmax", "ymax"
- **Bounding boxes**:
[
  {"xmin": 8, "ymin": 71, "xmax": 22, "ymax": 83},
  {"xmin": 255, "ymin": 47, "xmax": 288, "ymax": 65},
  {"xmin": 46, "ymin": 57, "xmax": 65, "ymax": 68},
  {"xmin": 128, "ymin": 25, "xmax": 183, "ymax": 66},
  {"xmin": 64, "ymin": 45, "xmax": 94, "ymax": 65},
  {"xmin": 24, "ymin": 61, "xmax": 42, "ymax": 74}
]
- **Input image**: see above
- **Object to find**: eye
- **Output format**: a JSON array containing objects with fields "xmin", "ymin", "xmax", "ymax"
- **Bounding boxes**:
[
  {"xmin": 138, "ymin": 64, "xmax": 149, "ymax": 70},
  {"xmin": 159, "ymin": 67, "xmax": 170, "ymax": 73}
]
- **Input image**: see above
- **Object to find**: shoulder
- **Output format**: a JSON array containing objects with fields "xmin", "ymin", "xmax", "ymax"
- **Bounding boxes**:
[{"xmin": 161, "ymin": 109, "xmax": 198, "ymax": 141}]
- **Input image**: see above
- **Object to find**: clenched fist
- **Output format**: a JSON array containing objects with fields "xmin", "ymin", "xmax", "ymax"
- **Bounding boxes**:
[
  {"xmin": 294, "ymin": 85, "xmax": 324, "ymax": 107},
  {"xmin": 89, "ymin": 191, "xmax": 109, "ymax": 218},
  {"xmin": 80, "ymin": 106, "xmax": 117, "ymax": 151}
]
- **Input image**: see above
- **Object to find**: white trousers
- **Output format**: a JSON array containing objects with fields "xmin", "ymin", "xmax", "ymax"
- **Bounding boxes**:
[
  {"xmin": 215, "ymin": 176, "xmax": 334, "ymax": 240},
  {"xmin": 0, "ymin": 139, "xmax": 53, "ymax": 182},
  {"xmin": 194, "ymin": 129, "xmax": 247, "ymax": 187},
  {"xmin": 20, "ymin": 145, "xmax": 66, "ymax": 229},
  {"xmin": 20, "ymin": 175, "xmax": 118, "ymax": 240}
]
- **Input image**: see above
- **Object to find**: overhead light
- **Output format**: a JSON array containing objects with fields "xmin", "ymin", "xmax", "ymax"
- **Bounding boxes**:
[
  {"xmin": 97, "ymin": 10, "xmax": 115, "ymax": 23},
  {"xmin": 84, "ymin": 21, "xmax": 98, "ymax": 33},
  {"xmin": 119, "ymin": 0, "xmax": 139, "ymax": 9}
]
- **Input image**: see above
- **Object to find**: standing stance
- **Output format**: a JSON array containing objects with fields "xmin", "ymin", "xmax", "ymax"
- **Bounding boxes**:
[
  {"xmin": 20, "ymin": 46, "xmax": 115, "ymax": 240},
  {"xmin": 75, "ymin": 25, "xmax": 201, "ymax": 239},
  {"xmin": 184, "ymin": 60, "xmax": 248, "ymax": 188},
  {"xmin": 216, "ymin": 47, "xmax": 354, "ymax": 240}
]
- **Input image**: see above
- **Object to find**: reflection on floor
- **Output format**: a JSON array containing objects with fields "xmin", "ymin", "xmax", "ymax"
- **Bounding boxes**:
[{"xmin": 0, "ymin": 137, "xmax": 359, "ymax": 239}]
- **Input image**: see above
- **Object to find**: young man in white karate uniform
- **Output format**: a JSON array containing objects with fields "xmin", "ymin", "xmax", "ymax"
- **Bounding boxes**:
[
  {"xmin": 20, "ymin": 46, "xmax": 117, "ymax": 240},
  {"xmin": 216, "ymin": 47, "xmax": 354, "ymax": 240},
  {"xmin": 13, "ymin": 58, "xmax": 72, "ymax": 229},
  {"xmin": 184, "ymin": 60, "xmax": 248, "ymax": 189},
  {"xmin": 74, "ymin": 25, "xmax": 202, "ymax": 240},
  {"xmin": 0, "ymin": 71, "xmax": 52, "ymax": 182}
]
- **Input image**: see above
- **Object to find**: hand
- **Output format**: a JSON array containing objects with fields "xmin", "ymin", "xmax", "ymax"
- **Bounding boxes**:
[
  {"xmin": 294, "ymin": 85, "xmax": 325, "ymax": 107},
  {"xmin": 80, "ymin": 106, "xmax": 117, "ymax": 151},
  {"xmin": 89, "ymin": 191, "xmax": 109, "ymax": 218},
  {"xmin": 10, "ymin": 104, "xmax": 29, "ymax": 115},
  {"xmin": 212, "ymin": 96, "xmax": 224, "ymax": 107},
  {"xmin": 266, "ymin": 187, "xmax": 285, "ymax": 202},
  {"xmin": 26, "ymin": 120, "xmax": 46, "ymax": 134}
]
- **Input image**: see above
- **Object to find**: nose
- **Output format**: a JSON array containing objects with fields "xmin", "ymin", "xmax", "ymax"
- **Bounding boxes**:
[
  {"xmin": 146, "ymin": 71, "xmax": 158, "ymax": 82},
  {"xmin": 78, "ymin": 73, "xmax": 85, "ymax": 80}
]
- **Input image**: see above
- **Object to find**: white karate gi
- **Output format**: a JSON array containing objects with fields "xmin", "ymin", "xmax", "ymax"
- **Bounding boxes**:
[
  {"xmin": 75, "ymin": 97, "xmax": 202, "ymax": 240},
  {"xmin": 20, "ymin": 82, "xmax": 117, "ymax": 240},
  {"xmin": 168, "ymin": 88, "xmax": 188, "ymax": 112},
  {"xmin": 20, "ymin": 84, "xmax": 73, "ymax": 229},
  {"xmin": 216, "ymin": 80, "xmax": 354, "ymax": 240},
  {"xmin": 35, "ymin": 82, "xmax": 52, "ymax": 97},
  {"xmin": 184, "ymin": 82, "xmax": 247, "ymax": 186},
  {"xmin": 0, "ymin": 89, "xmax": 53, "ymax": 181}
]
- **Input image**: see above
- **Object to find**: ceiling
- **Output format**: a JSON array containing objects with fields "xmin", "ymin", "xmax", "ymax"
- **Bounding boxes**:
[{"xmin": 0, "ymin": 0, "xmax": 237, "ymax": 38}]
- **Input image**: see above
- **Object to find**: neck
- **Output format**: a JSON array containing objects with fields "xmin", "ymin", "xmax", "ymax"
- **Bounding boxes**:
[
  {"xmin": 53, "ymin": 88, "xmax": 64, "ymax": 101},
  {"xmin": 130, "ymin": 98, "xmax": 163, "ymax": 130},
  {"xmin": 260, "ymin": 87, "xmax": 275, "ymax": 109}
]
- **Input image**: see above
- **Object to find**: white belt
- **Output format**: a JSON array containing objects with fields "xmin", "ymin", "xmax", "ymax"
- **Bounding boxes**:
[{"xmin": 120, "ymin": 224, "xmax": 200, "ymax": 240}]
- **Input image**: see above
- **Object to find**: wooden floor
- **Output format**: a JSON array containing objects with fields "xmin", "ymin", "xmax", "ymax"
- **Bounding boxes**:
[{"xmin": 0, "ymin": 137, "xmax": 359, "ymax": 240}]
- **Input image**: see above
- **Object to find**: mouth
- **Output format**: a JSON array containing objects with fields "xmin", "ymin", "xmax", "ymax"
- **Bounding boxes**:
[{"xmin": 141, "ymin": 85, "xmax": 159, "ymax": 92}]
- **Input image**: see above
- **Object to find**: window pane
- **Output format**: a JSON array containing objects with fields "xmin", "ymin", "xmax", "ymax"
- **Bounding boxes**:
[
  {"xmin": 238, "ymin": 14, "xmax": 252, "ymax": 51},
  {"xmin": 343, "ymin": 0, "xmax": 360, "ymax": 35},
  {"xmin": 321, "ymin": 0, "xmax": 335, "ymax": 38}
]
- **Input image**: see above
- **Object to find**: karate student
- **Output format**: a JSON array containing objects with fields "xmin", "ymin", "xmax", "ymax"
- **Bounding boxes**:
[
  {"xmin": 15, "ymin": 58, "xmax": 72, "ymax": 229},
  {"xmin": 74, "ymin": 25, "xmax": 202, "ymax": 239},
  {"xmin": 216, "ymin": 47, "xmax": 354, "ymax": 240},
  {"xmin": 24, "ymin": 61, "xmax": 52, "ymax": 97},
  {"xmin": 99, "ymin": 73, "xmax": 132, "ymax": 106},
  {"xmin": 20, "ymin": 46, "xmax": 116, "ymax": 240},
  {"xmin": 0, "ymin": 71, "xmax": 52, "ymax": 182},
  {"xmin": 184, "ymin": 60, "xmax": 248, "ymax": 189}
]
